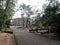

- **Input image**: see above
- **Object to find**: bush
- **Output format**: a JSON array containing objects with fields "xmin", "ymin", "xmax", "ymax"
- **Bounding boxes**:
[{"xmin": 1, "ymin": 25, "xmax": 8, "ymax": 32}]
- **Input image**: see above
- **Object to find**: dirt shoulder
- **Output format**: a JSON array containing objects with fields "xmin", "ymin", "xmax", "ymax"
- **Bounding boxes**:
[{"xmin": 0, "ymin": 33, "xmax": 16, "ymax": 45}]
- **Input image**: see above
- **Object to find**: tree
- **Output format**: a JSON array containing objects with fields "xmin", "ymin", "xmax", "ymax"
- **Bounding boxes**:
[
  {"xmin": 0, "ymin": 0, "xmax": 16, "ymax": 32},
  {"xmin": 19, "ymin": 3, "xmax": 34, "ymax": 27},
  {"xmin": 34, "ymin": 13, "xmax": 41, "ymax": 27},
  {"xmin": 21, "ymin": 13, "xmax": 24, "ymax": 27},
  {"xmin": 34, "ymin": 9, "xmax": 44, "ymax": 27},
  {"xmin": 42, "ymin": 0, "xmax": 60, "ymax": 36},
  {"xmin": 42, "ymin": 0, "xmax": 59, "ymax": 26}
]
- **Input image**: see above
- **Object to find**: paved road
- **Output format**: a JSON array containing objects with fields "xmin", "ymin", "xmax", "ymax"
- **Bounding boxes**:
[{"xmin": 13, "ymin": 28, "xmax": 60, "ymax": 45}]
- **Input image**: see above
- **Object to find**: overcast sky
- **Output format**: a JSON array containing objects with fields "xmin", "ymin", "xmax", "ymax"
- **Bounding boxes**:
[{"xmin": 12, "ymin": 0, "xmax": 49, "ymax": 19}]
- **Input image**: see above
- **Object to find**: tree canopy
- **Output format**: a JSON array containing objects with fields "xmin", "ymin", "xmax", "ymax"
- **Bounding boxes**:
[
  {"xmin": 0, "ymin": 0, "xmax": 16, "ymax": 32},
  {"xmin": 34, "ymin": 0, "xmax": 60, "ymax": 35},
  {"xmin": 19, "ymin": 3, "xmax": 34, "ymax": 27}
]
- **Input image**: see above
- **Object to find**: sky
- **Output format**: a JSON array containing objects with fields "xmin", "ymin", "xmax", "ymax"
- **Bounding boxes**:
[{"xmin": 12, "ymin": 0, "xmax": 49, "ymax": 19}]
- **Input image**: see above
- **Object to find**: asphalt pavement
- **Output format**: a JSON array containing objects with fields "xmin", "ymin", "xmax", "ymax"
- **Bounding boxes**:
[{"xmin": 13, "ymin": 28, "xmax": 60, "ymax": 45}]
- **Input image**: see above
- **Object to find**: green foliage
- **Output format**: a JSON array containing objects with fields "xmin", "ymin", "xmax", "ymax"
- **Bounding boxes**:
[
  {"xmin": 1, "ymin": 25, "xmax": 8, "ymax": 32},
  {"xmin": 34, "ymin": 14, "xmax": 40, "ymax": 27},
  {"xmin": 42, "ymin": 0, "xmax": 59, "ymax": 26},
  {"xmin": 41, "ymin": 0, "xmax": 60, "ymax": 35},
  {"xmin": 0, "ymin": 0, "xmax": 16, "ymax": 32},
  {"xmin": 34, "ymin": 0, "xmax": 60, "ymax": 35}
]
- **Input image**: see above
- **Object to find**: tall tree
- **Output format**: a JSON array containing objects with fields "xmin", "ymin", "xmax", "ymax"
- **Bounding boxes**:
[
  {"xmin": 0, "ymin": 0, "xmax": 16, "ymax": 31},
  {"xmin": 43, "ymin": 0, "xmax": 59, "ymax": 26},
  {"xmin": 19, "ymin": 3, "xmax": 34, "ymax": 27},
  {"xmin": 42, "ymin": 0, "xmax": 60, "ymax": 35},
  {"xmin": 21, "ymin": 13, "xmax": 24, "ymax": 27}
]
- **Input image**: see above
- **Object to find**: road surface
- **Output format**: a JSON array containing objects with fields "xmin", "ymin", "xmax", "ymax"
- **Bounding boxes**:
[{"xmin": 13, "ymin": 28, "xmax": 60, "ymax": 45}]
